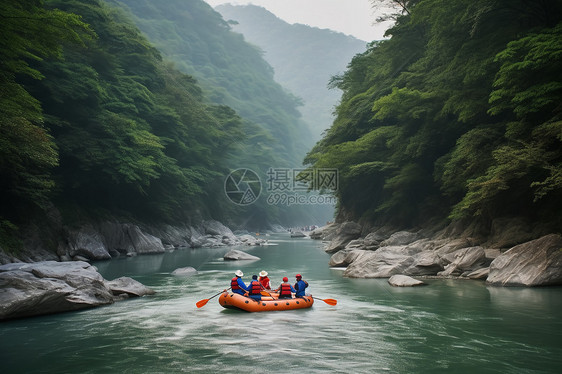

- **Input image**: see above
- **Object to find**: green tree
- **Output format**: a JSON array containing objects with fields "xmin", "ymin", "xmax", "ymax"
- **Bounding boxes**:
[{"xmin": 0, "ymin": 0, "xmax": 92, "ymax": 231}]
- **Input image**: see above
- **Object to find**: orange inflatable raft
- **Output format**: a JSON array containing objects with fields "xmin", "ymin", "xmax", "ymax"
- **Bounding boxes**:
[{"xmin": 218, "ymin": 291, "xmax": 314, "ymax": 312}]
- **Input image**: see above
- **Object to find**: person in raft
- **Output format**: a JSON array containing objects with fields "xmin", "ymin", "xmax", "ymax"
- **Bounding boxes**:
[
  {"xmin": 274, "ymin": 277, "xmax": 297, "ymax": 299},
  {"xmin": 258, "ymin": 270, "xmax": 271, "ymax": 290},
  {"xmin": 231, "ymin": 270, "xmax": 249, "ymax": 295},
  {"xmin": 247, "ymin": 275, "xmax": 262, "ymax": 301},
  {"xmin": 294, "ymin": 274, "xmax": 309, "ymax": 297}
]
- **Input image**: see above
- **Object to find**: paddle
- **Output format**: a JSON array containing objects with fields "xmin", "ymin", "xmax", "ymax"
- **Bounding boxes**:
[
  {"xmin": 313, "ymin": 297, "xmax": 338, "ymax": 306},
  {"xmin": 260, "ymin": 284, "xmax": 276, "ymax": 300},
  {"xmin": 196, "ymin": 287, "xmax": 230, "ymax": 308}
]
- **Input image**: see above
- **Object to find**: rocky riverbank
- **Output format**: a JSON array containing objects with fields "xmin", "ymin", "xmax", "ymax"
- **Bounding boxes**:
[
  {"xmin": 0, "ymin": 261, "xmax": 155, "ymax": 321},
  {"xmin": 311, "ymin": 222, "xmax": 562, "ymax": 287},
  {"xmin": 0, "ymin": 218, "xmax": 281, "ymax": 320},
  {"xmin": 0, "ymin": 219, "xmax": 276, "ymax": 264}
]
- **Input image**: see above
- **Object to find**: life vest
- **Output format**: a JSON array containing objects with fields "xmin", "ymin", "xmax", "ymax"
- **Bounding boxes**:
[
  {"xmin": 259, "ymin": 277, "xmax": 270, "ymax": 289},
  {"xmin": 231, "ymin": 277, "xmax": 241, "ymax": 291},
  {"xmin": 249, "ymin": 280, "xmax": 261, "ymax": 295},
  {"xmin": 279, "ymin": 282, "xmax": 292, "ymax": 297}
]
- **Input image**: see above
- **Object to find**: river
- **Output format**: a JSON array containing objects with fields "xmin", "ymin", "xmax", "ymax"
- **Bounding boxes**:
[{"xmin": 1, "ymin": 233, "xmax": 561, "ymax": 373}]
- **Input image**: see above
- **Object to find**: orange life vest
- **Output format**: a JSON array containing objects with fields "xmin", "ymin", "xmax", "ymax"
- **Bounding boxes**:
[
  {"xmin": 249, "ymin": 280, "xmax": 261, "ymax": 295},
  {"xmin": 231, "ymin": 277, "xmax": 241, "ymax": 291},
  {"xmin": 279, "ymin": 282, "xmax": 292, "ymax": 297}
]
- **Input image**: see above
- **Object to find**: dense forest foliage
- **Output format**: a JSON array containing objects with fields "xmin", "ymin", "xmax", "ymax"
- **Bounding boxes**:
[
  {"xmin": 109, "ymin": 0, "xmax": 311, "ymax": 164},
  {"xmin": 2, "ymin": 0, "xmax": 248, "ymax": 226},
  {"xmin": 306, "ymin": 0, "xmax": 562, "ymax": 233},
  {"xmin": 0, "ymin": 0, "xmax": 309, "ymax": 251},
  {"xmin": 215, "ymin": 4, "xmax": 367, "ymax": 141},
  {"xmin": 108, "ymin": 0, "xmax": 334, "ymax": 226}
]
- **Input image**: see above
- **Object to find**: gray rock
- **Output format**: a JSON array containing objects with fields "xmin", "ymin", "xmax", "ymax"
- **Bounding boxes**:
[
  {"xmin": 343, "ymin": 247, "xmax": 414, "ymax": 278},
  {"xmin": 465, "ymin": 267, "xmax": 489, "ymax": 279},
  {"xmin": 203, "ymin": 220, "xmax": 235, "ymax": 238},
  {"xmin": 100, "ymin": 223, "xmax": 165, "ymax": 255},
  {"xmin": 405, "ymin": 251, "xmax": 444, "ymax": 276},
  {"xmin": 223, "ymin": 250, "xmax": 260, "ymax": 261},
  {"xmin": 238, "ymin": 234, "xmax": 256, "ymax": 243},
  {"xmin": 171, "ymin": 267, "xmax": 197, "ymax": 276},
  {"xmin": 309, "ymin": 223, "xmax": 339, "ymax": 240},
  {"xmin": 487, "ymin": 234, "xmax": 562, "ymax": 286},
  {"xmin": 148, "ymin": 224, "xmax": 193, "ymax": 248},
  {"xmin": 290, "ymin": 231, "xmax": 306, "ymax": 238},
  {"xmin": 380, "ymin": 231, "xmax": 421, "ymax": 247},
  {"xmin": 68, "ymin": 226, "xmax": 111, "ymax": 260},
  {"xmin": 189, "ymin": 229, "xmax": 207, "ymax": 248},
  {"xmin": 438, "ymin": 246, "xmax": 488, "ymax": 277},
  {"xmin": 388, "ymin": 274, "xmax": 426, "ymax": 287},
  {"xmin": 329, "ymin": 248, "xmax": 363, "ymax": 267},
  {"xmin": 105, "ymin": 277, "xmax": 155, "ymax": 297},
  {"xmin": 0, "ymin": 261, "xmax": 155, "ymax": 320},
  {"xmin": 434, "ymin": 238, "xmax": 477, "ymax": 256},
  {"xmin": 125, "ymin": 225, "xmax": 166, "ymax": 254},
  {"xmin": 0, "ymin": 261, "xmax": 113, "ymax": 320},
  {"xmin": 344, "ymin": 239, "xmax": 365, "ymax": 250},
  {"xmin": 324, "ymin": 222, "xmax": 362, "ymax": 254}
]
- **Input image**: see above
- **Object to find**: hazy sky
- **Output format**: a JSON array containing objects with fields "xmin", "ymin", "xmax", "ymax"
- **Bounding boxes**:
[{"xmin": 203, "ymin": 0, "xmax": 392, "ymax": 41}]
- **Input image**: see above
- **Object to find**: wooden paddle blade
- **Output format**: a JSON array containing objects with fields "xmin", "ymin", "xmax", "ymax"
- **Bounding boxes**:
[
  {"xmin": 196, "ymin": 299, "xmax": 209, "ymax": 308},
  {"xmin": 322, "ymin": 298, "xmax": 337, "ymax": 306}
]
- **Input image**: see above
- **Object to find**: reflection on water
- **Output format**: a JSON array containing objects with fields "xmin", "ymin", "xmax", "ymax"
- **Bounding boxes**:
[{"xmin": 1, "ymin": 234, "xmax": 561, "ymax": 373}]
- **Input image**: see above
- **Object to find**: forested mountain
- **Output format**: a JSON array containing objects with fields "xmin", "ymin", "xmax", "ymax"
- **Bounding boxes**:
[
  {"xmin": 108, "ymin": 0, "xmax": 333, "ymax": 226},
  {"xmin": 0, "ymin": 0, "xmax": 329, "ymax": 250},
  {"xmin": 215, "ymin": 4, "xmax": 367, "ymax": 140},
  {"xmin": 2, "ymin": 0, "xmax": 243, "ymax": 226},
  {"xmin": 305, "ymin": 0, "xmax": 562, "ymax": 236},
  {"xmin": 109, "ymin": 0, "xmax": 311, "ymax": 163}
]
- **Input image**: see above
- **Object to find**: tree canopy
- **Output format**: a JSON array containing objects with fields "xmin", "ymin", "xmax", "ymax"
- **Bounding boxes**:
[{"xmin": 306, "ymin": 0, "xmax": 562, "ymax": 230}]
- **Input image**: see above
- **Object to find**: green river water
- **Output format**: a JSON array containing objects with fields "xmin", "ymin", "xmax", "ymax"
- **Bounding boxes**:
[{"xmin": 1, "ymin": 233, "xmax": 561, "ymax": 373}]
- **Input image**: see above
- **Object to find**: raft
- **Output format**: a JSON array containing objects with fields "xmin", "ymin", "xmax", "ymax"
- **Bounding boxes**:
[{"xmin": 218, "ymin": 291, "xmax": 314, "ymax": 312}]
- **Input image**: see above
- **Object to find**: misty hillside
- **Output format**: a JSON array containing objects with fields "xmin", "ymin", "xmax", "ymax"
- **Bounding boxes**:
[{"xmin": 215, "ymin": 4, "xmax": 368, "ymax": 140}]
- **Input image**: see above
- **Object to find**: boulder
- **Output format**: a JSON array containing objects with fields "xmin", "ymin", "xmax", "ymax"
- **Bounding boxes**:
[
  {"xmin": 0, "ymin": 261, "xmax": 155, "ymax": 320},
  {"xmin": 388, "ymin": 274, "xmax": 426, "ymax": 287},
  {"xmin": 171, "ymin": 267, "xmax": 197, "ymax": 276},
  {"xmin": 125, "ymin": 225, "xmax": 166, "ymax": 254},
  {"xmin": 67, "ymin": 226, "xmax": 111, "ymax": 260},
  {"xmin": 100, "ymin": 223, "xmax": 165, "ymax": 255},
  {"xmin": 487, "ymin": 234, "xmax": 562, "ymax": 286},
  {"xmin": 465, "ymin": 267, "xmax": 489, "ymax": 280},
  {"xmin": 202, "ymin": 220, "xmax": 236, "ymax": 238},
  {"xmin": 223, "ymin": 250, "xmax": 260, "ymax": 261},
  {"xmin": 343, "ymin": 247, "xmax": 414, "ymax": 278},
  {"xmin": 0, "ymin": 261, "xmax": 112, "ymax": 320},
  {"xmin": 380, "ymin": 231, "xmax": 421, "ymax": 247},
  {"xmin": 290, "ymin": 231, "xmax": 306, "ymax": 238},
  {"xmin": 309, "ymin": 223, "xmax": 339, "ymax": 240},
  {"xmin": 434, "ymin": 238, "xmax": 477, "ymax": 256},
  {"xmin": 105, "ymin": 277, "xmax": 155, "ymax": 297},
  {"xmin": 329, "ymin": 248, "xmax": 363, "ymax": 267},
  {"xmin": 324, "ymin": 222, "xmax": 362, "ymax": 254},
  {"xmin": 147, "ymin": 224, "xmax": 193, "ymax": 248},
  {"xmin": 405, "ymin": 251, "xmax": 444, "ymax": 276},
  {"xmin": 438, "ymin": 246, "xmax": 488, "ymax": 277}
]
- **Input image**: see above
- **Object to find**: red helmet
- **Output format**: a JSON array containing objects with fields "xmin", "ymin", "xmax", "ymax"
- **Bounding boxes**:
[
  {"xmin": 296, "ymin": 274, "xmax": 302, "ymax": 279},
  {"xmin": 283, "ymin": 277, "xmax": 288, "ymax": 282}
]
